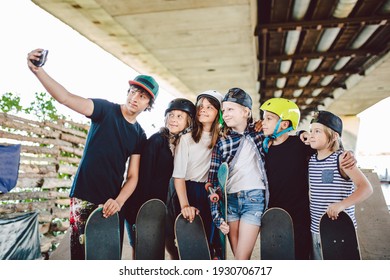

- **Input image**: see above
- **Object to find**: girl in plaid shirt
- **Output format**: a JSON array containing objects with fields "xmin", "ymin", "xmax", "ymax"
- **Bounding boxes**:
[{"xmin": 206, "ymin": 88, "xmax": 268, "ymax": 260}]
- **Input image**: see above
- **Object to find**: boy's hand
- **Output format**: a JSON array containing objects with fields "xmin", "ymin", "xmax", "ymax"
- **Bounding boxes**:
[
  {"xmin": 299, "ymin": 131, "xmax": 310, "ymax": 145},
  {"xmin": 27, "ymin": 48, "xmax": 45, "ymax": 72},
  {"xmin": 102, "ymin": 198, "xmax": 121, "ymax": 218},
  {"xmin": 254, "ymin": 120, "xmax": 263, "ymax": 132},
  {"xmin": 326, "ymin": 202, "xmax": 345, "ymax": 220},
  {"xmin": 340, "ymin": 151, "xmax": 356, "ymax": 170}
]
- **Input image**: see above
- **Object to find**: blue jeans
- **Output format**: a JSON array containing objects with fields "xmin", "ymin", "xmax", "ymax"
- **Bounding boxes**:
[{"xmin": 227, "ymin": 189, "xmax": 265, "ymax": 226}]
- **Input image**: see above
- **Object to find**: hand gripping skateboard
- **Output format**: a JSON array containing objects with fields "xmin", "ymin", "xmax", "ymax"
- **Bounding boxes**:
[
  {"xmin": 174, "ymin": 213, "xmax": 211, "ymax": 260},
  {"xmin": 260, "ymin": 207, "xmax": 295, "ymax": 260},
  {"xmin": 82, "ymin": 207, "xmax": 121, "ymax": 260},
  {"xmin": 135, "ymin": 199, "xmax": 167, "ymax": 260},
  {"xmin": 320, "ymin": 211, "xmax": 361, "ymax": 260}
]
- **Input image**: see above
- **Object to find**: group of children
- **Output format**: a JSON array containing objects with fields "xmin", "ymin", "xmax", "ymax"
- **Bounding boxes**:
[{"xmin": 27, "ymin": 48, "xmax": 373, "ymax": 260}]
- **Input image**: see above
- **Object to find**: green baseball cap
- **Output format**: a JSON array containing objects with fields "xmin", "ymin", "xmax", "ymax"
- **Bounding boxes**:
[{"xmin": 129, "ymin": 75, "xmax": 159, "ymax": 100}]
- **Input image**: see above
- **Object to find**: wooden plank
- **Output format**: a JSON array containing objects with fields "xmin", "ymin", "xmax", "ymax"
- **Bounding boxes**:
[
  {"xmin": 58, "ymin": 164, "xmax": 78, "ymax": 175},
  {"xmin": 42, "ymin": 178, "xmax": 73, "ymax": 189},
  {"xmin": 0, "ymin": 130, "xmax": 72, "ymax": 147},
  {"xmin": 0, "ymin": 200, "xmax": 56, "ymax": 214},
  {"xmin": 59, "ymin": 133, "xmax": 86, "ymax": 145},
  {"xmin": 0, "ymin": 190, "xmax": 69, "ymax": 201}
]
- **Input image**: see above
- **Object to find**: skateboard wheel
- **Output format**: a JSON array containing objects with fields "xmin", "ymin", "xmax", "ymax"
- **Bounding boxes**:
[
  {"xmin": 79, "ymin": 234, "xmax": 85, "ymax": 245},
  {"xmin": 209, "ymin": 193, "xmax": 219, "ymax": 202}
]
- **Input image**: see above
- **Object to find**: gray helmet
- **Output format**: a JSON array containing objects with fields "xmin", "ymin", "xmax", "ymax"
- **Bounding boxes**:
[
  {"xmin": 223, "ymin": 88, "xmax": 252, "ymax": 110},
  {"xmin": 196, "ymin": 90, "xmax": 223, "ymax": 110}
]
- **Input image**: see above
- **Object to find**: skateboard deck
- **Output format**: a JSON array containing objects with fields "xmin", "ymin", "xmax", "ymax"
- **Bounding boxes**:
[
  {"xmin": 216, "ymin": 162, "xmax": 228, "ymax": 260},
  {"xmin": 174, "ymin": 213, "xmax": 211, "ymax": 260},
  {"xmin": 320, "ymin": 211, "xmax": 360, "ymax": 260},
  {"xmin": 260, "ymin": 207, "xmax": 295, "ymax": 260},
  {"xmin": 135, "ymin": 199, "xmax": 167, "ymax": 260},
  {"xmin": 83, "ymin": 207, "xmax": 121, "ymax": 260}
]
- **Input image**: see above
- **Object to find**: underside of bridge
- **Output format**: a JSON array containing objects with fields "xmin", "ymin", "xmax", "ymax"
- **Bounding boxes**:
[{"xmin": 32, "ymin": 0, "xmax": 390, "ymax": 121}]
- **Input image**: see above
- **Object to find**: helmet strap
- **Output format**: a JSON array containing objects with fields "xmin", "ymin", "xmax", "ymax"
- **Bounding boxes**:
[
  {"xmin": 263, "ymin": 119, "xmax": 293, "ymax": 153},
  {"xmin": 218, "ymin": 110, "xmax": 224, "ymax": 125}
]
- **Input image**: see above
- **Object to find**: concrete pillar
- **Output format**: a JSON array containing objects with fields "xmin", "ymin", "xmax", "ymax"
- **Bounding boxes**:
[
  {"xmin": 356, "ymin": 170, "xmax": 390, "ymax": 260},
  {"xmin": 340, "ymin": 115, "xmax": 360, "ymax": 153}
]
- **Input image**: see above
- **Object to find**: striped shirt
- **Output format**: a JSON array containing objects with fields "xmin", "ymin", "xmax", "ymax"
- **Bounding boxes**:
[{"xmin": 308, "ymin": 150, "xmax": 356, "ymax": 234}]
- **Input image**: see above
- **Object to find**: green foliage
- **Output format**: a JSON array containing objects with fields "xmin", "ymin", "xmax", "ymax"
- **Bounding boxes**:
[
  {"xmin": 0, "ymin": 92, "xmax": 23, "ymax": 113},
  {"xmin": 24, "ymin": 92, "xmax": 62, "ymax": 121}
]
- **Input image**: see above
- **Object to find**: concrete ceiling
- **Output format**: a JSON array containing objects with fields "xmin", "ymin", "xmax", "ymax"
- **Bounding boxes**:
[{"xmin": 32, "ymin": 0, "xmax": 390, "ymax": 120}]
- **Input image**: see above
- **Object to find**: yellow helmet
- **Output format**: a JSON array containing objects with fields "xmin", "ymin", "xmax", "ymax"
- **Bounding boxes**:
[{"xmin": 260, "ymin": 98, "xmax": 300, "ymax": 130}]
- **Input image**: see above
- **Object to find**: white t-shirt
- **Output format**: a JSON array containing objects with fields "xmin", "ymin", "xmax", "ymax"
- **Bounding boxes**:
[
  {"xmin": 172, "ymin": 132, "xmax": 212, "ymax": 182},
  {"xmin": 228, "ymin": 136, "xmax": 266, "ymax": 193}
]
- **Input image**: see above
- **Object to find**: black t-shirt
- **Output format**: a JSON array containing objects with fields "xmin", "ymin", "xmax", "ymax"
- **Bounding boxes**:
[
  {"xmin": 124, "ymin": 131, "xmax": 174, "ymax": 222},
  {"xmin": 70, "ymin": 99, "xmax": 146, "ymax": 204},
  {"xmin": 265, "ymin": 136, "xmax": 314, "ymax": 225},
  {"xmin": 131, "ymin": 132, "xmax": 174, "ymax": 206}
]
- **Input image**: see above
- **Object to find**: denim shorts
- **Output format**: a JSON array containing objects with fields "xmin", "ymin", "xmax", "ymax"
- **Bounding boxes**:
[
  {"xmin": 311, "ymin": 233, "xmax": 323, "ymax": 260},
  {"xmin": 227, "ymin": 189, "xmax": 265, "ymax": 226}
]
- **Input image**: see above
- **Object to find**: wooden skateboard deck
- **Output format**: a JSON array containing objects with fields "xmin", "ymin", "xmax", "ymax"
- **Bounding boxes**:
[
  {"xmin": 174, "ymin": 213, "xmax": 211, "ymax": 260},
  {"xmin": 260, "ymin": 207, "xmax": 295, "ymax": 260},
  {"xmin": 320, "ymin": 211, "xmax": 360, "ymax": 260},
  {"xmin": 84, "ymin": 207, "xmax": 121, "ymax": 260},
  {"xmin": 135, "ymin": 199, "xmax": 166, "ymax": 260}
]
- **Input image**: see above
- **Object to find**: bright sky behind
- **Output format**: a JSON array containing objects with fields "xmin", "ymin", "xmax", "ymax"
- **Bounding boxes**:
[
  {"xmin": 0, "ymin": 0, "xmax": 175, "ymax": 136},
  {"xmin": 1, "ymin": 1, "xmax": 389, "ymax": 169}
]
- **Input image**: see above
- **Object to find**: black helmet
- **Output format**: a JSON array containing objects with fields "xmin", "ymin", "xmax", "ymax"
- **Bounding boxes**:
[{"xmin": 165, "ymin": 98, "xmax": 196, "ymax": 119}]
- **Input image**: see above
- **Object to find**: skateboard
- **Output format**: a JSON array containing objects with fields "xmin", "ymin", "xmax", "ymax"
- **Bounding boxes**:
[
  {"xmin": 320, "ymin": 211, "xmax": 361, "ymax": 260},
  {"xmin": 215, "ymin": 162, "xmax": 228, "ymax": 259},
  {"xmin": 260, "ymin": 207, "xmax": 295, "ymax": 260},
  {"xmin": 83, "ymin": 207, "xmax": 121, "ymax": 260},
  {"xmin": 174, "ymin": 213, "xmax": 211, "ymax": 260},
  {"xmin": 135, "ymin": 199, "xmax": 167, "ymax": 260}
]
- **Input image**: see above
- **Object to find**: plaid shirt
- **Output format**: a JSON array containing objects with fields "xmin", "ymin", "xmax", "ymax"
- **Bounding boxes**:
[{"xmin": 207, "ymin": 124, "xmax": 269, "ymax": 228}]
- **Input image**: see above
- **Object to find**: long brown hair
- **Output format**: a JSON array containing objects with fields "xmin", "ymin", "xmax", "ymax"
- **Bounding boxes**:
[{"xmin": 192, "ymin": 96, "xmax": 221, "ymax": 149}]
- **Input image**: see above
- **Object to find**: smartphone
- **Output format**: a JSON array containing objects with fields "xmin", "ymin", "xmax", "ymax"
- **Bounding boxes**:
[{"xmin": 31, "ymin": 50, "xmax": 48, "ymax": 67}]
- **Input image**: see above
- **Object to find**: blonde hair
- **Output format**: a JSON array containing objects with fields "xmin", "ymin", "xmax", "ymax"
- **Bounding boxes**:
[
  {"xmin": 221, "ymin": 104, "xmax": 252, "ymax": 137},
  {"xmin": 323, "ymin": 126, "xmax": 341, "ymax": 152},
  {"xmin": 162, "ymin": 111, "xmax": 193, "ymax": 147}
]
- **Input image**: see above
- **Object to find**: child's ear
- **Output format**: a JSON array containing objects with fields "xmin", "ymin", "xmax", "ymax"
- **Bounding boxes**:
[{"xmin": 281, "ymin": 120, "xmax": 290, "ymax": 129}]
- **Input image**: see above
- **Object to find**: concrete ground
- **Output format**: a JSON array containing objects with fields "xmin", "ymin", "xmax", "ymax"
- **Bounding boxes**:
[{"xmin": 49, "ymin": 227, "xmax": 261, "ymax": 260}]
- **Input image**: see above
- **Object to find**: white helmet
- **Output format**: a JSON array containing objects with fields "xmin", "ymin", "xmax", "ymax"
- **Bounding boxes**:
[{"xmin": 196, "ymin": 90, "xmax": 223, "ymax": 108}]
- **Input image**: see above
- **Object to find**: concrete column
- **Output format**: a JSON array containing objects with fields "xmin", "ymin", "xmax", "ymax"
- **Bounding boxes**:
[{"xmin": 340, "ymin": 115, "xmax": 360, "ymax": 153}]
